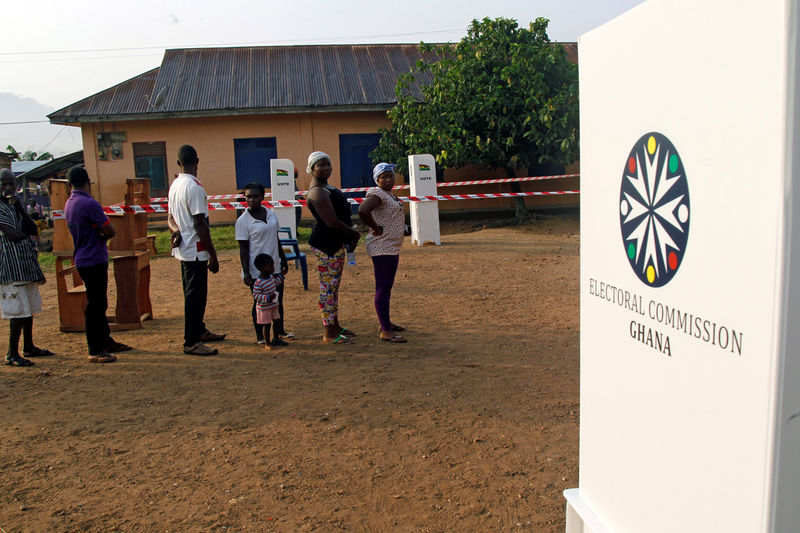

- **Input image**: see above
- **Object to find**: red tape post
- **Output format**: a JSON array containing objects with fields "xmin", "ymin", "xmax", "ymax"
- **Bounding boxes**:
[
  {"xmin": 146, "ymin": 173, "xmax": 581, "ymax": 203},
  {"xmin": 51, "ymin": 190, "xmax": 580, "ymax": 219}
]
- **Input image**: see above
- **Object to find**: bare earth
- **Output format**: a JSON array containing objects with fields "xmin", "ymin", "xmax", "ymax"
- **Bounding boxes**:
[{"xmin": 0, "ymin": 216, "xmax": 579, "ymax": 532}]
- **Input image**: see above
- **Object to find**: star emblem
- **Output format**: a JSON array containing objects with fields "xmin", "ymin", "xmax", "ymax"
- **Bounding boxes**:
[{"xmin": 620, "ymin": 133, "xmax": 690, "ymax": 287}]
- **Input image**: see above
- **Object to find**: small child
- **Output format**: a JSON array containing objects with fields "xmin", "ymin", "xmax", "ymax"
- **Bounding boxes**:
[{"xmin": 252, "ymin": 254, "xmax": 282, "ymax": 350}]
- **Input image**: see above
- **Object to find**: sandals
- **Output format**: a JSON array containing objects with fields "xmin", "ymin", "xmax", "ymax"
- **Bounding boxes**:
[
  {"xmin": 183, "ymin": 342, "xmax": 218, "ymax": 356},
  {"xmin": 5, "ymin": 354, "xmax": 34, "ymax": 367},
  {"xmin": 323, "ymin": 334, "xmax": 354, "ymax": 345},
  {"xmin": 199, "ymin": 330, "xmax": 226, "ymax": 342},
  {"xmin": 88, "ymin": 353, "xmax": 117, "ymax": 364},
  {"xmin": 380, "ymin": 334, "xmax": 407, "ymax": 343},
  {"xmin": 339, "ymin": 328, "xmax": 357, "ymax": 337},
  {"xmin": 23, "ymin": 347, "xmax": 54, "ymax": 357}
]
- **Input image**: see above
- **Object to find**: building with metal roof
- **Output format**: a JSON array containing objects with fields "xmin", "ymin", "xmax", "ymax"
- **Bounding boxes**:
[
  {"xmin": 49, "ymin": 44, "xmax": 438, "ymax": 124},
  {"xmin": 49, "ymin": 43, "xmax": 578, "ymax": 217},
  {"xmin": 17, "ymin": 150, "xmax": 84, "ymax": 182}
]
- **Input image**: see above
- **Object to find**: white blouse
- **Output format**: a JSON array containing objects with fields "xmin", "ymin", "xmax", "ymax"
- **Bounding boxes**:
[{"xmin": 364, "ymin": 187, "xmax": 405, "ymax": 257}]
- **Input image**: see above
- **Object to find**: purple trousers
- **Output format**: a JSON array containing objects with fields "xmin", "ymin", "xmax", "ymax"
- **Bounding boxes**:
[{"xmin": 371, "ymin": 254, "xmax": 400, "ymax": 331}]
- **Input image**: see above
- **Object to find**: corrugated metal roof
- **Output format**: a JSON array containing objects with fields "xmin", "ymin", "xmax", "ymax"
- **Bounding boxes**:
[
  {"xmin": 11, "ymin": 160, "xmax": 48, "ymax": 175},
  {"xmin": 50, "ymin": 67, "xmax": 160, "ymax": 123},
  {"xmin": 49, "ymin": 44, "xmax": 436, "ymax": 123},
  {"xmin": 49, "ymin": 42, "xmax": 578, "ymax": 124},
  {"xmin": 17, "ymin": 151, "xmax": 84, "ymax": 181},
  {"xmin": 149, "ymin": 44, "xmax": 436, "ymax": 112}
]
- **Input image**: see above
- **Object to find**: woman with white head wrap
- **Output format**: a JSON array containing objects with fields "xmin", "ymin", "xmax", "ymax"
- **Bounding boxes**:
[
  {"xmin": 358, "ymin": 162, "xmax": 410, "ymax": 343},
  {"xmin": 304, "ymin": 151, "xmax": 361, "ymax": 344}
]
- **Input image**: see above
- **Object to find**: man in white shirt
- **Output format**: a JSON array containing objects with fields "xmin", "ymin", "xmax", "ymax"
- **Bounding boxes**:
[{"xmin": 167, "ymin": 145, "xmax": 224, "ymax": 356}]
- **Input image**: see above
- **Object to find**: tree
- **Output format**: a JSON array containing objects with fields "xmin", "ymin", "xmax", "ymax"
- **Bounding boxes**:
[
  {"xmin": 5, "ymin": 145, "xmax": 53, "ymax": 161},
  {"xmin": 372, "ymin": 17, "xmax": 579, "ymax": 220}
]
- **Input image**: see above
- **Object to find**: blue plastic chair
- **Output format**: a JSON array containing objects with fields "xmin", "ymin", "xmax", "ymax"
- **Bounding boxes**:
[{"xmin": 279, "ymin": 226, "xmax": 308, "ymax": 290}]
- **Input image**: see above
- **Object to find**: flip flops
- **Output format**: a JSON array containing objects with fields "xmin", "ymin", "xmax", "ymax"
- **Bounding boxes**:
[
  {"xmin": 380, "ymin": 334, "xmax": 407, "ymax": 343},
  {"xmin": 324, "ymin": 334, "xmax": 354, "ymax": 345},
  {"xmin": 339, "ymin": 328, "xmax": 357, "ymax": 337},
  {"xmin": 23, "ymin": 347, "xmax": 54, "ymax": 357}
]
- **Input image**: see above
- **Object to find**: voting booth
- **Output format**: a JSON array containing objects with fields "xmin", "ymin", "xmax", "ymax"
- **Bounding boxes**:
[
  {"xmin": 567, "ymin": 0, "xmax": 799, "ymax": 532},
  {"xmin": 270, "ymin": 159, "xmax": 297, "ymax": 237},
  {"xmin": 408, "ymin": 154, "xmax": 441, "ymax": 246}
]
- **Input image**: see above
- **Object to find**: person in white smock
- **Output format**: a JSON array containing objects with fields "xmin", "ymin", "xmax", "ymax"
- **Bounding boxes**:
[{"xmin": 235, "ymin": 182, "xmax": 293, "ymax": 346}]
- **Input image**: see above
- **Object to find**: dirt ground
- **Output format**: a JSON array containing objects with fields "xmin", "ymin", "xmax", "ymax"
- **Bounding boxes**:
[{"xmin": 0, "ymin": 215, "xmax": 580, "ymax": 532}]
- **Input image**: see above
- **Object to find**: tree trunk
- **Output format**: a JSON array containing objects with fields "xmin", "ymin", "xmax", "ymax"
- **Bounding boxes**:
[{"xmin": 505, "ymin": 167, "xmax": 529, "ymax": 223}]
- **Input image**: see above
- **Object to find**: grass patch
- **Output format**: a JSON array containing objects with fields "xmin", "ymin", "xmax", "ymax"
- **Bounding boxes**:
[
  {"xmin": 151, "ymin": 224, "xmax": 311, "ymax": 251},
  {"xmin": 38, "ymin": 251, "xmax": 55, "ymax": 271}
]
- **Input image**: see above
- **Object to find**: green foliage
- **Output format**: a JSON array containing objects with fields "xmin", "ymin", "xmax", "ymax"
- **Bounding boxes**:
[
  {"xmin": 372, "ymin": 17, "xmax": 578, "ymax": 175},
  {"xmin": 5, "ymin": 145, "xmax": 54, "ymax": 162},
  {"xmin": 5, "ymin": 145, "xmax": 19, "ymax": 160}
]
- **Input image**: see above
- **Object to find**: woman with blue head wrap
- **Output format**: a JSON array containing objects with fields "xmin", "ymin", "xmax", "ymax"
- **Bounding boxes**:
[
  {"xmin": 358, "ymin": 162, "xmax": 410, "ymax": 343},
  {"xmin": 304, "ymin": 151, "xmax": 361, "ymax": 344}
]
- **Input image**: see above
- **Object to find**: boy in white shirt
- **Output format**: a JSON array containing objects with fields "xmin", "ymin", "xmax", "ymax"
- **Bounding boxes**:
[{"xmin": 167, "ymin": 145, "xmax": 224, "ymax": 355}]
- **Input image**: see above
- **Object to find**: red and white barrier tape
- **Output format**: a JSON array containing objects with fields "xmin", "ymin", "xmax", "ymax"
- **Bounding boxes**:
[
  {"xmin": 51, "ymin": 190, "xmax": 579, "ymax": 219},
  {"xmin": 147, "ymin": 173, "xmax": 580, "ymax": 203}
]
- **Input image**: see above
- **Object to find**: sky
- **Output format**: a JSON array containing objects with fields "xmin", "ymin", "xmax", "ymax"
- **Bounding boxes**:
[{"xmin": 1, "ymin": 0, "xmax": 645, "ymax": 156}]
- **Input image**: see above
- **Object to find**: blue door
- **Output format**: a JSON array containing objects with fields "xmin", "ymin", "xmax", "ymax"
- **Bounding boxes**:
[
  {"xmin": 339, "ymin": 133, "xmax": 381, "ymax": 211},
  {"xmin": 133, "ymin": 141, "xmax": 168, "ymax": 196},
  {"xmin": 234, "ymin": 137, "xmax": 278, "ymax": 190}
]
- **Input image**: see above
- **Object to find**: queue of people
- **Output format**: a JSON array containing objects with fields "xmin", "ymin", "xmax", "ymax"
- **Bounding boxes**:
[{"xmin": 2, "ymin": 146, "xmax": 410, "ymax": 367}]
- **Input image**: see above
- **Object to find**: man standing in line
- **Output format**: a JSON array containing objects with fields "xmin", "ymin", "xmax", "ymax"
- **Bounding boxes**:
[
  {"xmin": 63, "ymin": 167, "xmax": 132, "ymax": 363},
  {"xmin": 167, "ymin": 145, "xmax": 225, "ymax": 356},
  {"xmin": 0, "ymin": 169, "xmax": 52, "ymax": 367}
]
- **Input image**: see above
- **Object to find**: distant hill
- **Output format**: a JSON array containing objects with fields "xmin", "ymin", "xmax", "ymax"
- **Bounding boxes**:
[{"xmin": 0, "ymin": 92, "xmax": 82, "ymax": 157}]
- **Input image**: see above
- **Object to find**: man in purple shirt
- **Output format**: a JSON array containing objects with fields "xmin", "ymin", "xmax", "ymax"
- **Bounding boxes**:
[{"xmin": 64, "ymin": 167, "xmax": 132, "ymax": 363}]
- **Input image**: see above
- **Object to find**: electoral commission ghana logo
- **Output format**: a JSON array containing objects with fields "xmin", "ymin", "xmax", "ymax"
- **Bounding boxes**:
[{"xmin": 619, "ymin": 132, "xmax": 690, "ymax": 287}]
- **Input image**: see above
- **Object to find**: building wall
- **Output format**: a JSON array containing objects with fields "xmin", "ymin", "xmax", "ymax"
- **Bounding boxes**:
[
  {"xmin": 81, "ymin": 111, "xmax": 394, "ymax": 222},
  {"xmin": 80, "ymin": 111, "xmax": 579, "ymax": 223}
]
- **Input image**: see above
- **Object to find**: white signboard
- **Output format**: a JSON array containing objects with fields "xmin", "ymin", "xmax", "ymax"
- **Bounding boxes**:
[
  {"xmin": 270, "ymin": 158, "xmax": 297, "ymax": 238},
  {"xmin": 568, "ymin": 0, "xmax": 799, "ymax": 532},
  {"xmin": 408, "ymin": 154, "xmax": 440, "ymax": 246}
]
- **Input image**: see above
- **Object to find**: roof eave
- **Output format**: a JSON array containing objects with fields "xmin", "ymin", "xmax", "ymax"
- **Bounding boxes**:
[{"xmin": 49, "ymin": 103, "xmax": 395, "ymax": 125}]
